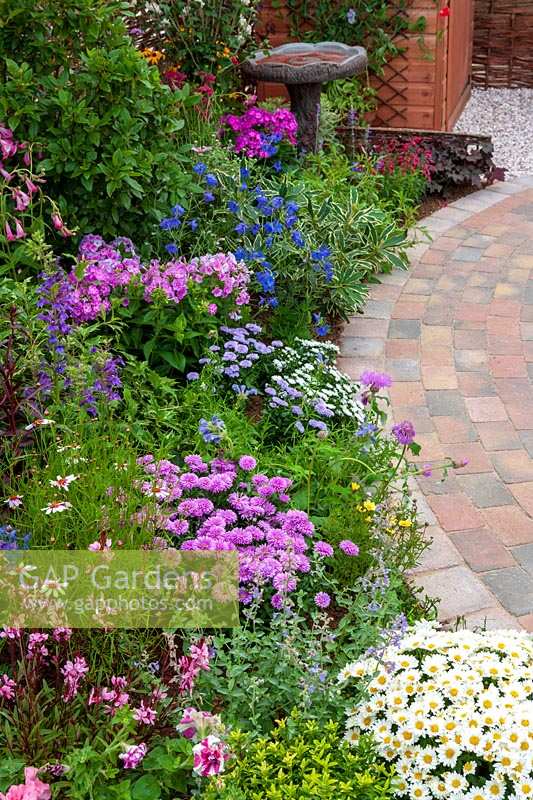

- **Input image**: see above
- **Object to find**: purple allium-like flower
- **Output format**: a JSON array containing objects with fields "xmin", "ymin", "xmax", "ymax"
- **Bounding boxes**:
[
  {"xmin": 360, "ymin": 371, "xmax": 392, "ymax": 392},
  {"xmin": 314, "ymin": 540, "xmax": 334, "ymax": 558},
  {"xmin": 392, "ymin": 420, "xmax": 416, "ymax": 445},
  {"xmin": 314, "ymin": 591, "xmax": 331, "ymax": 609},
  {"xmin": 339, "ymin": 539, "xmax": 359, "ymax": 556},
  {"xmin": 239, "ymin": 455, "xmax": 257, "ymax": 471}
]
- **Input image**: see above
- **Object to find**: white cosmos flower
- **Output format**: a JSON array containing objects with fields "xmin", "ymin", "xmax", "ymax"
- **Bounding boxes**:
[
  {"xmin": 25, "ymin": 417, "xmax": 54, "ymax": 430},
  {"xmin": 49, "ymin": 474, "xmax": 78, "ymax": 491},
  {"xmin": 42, "ymin": 500, "xmax": 72, "ymax": 514},
  {"xmin": 4, "ymin": 495, "xmax": 23, "ymax": 508}
]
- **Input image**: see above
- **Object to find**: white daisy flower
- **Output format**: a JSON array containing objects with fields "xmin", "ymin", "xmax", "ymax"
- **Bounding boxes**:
[{"xmin": 42, "ymin": 500, "xmax": 72, "ymax": 514}]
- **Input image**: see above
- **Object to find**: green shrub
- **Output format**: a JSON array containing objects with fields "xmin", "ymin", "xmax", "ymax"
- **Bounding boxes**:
[
  {"xmin": 0, "ymin": 0, "xmax": 195, "ymax": 242},
  {"xmin": 201, "ymin": 713, "xmax": 397, "ymax": 800}
]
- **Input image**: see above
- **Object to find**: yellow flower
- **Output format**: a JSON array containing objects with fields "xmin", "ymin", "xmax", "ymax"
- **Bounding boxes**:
[
  {"xmin": 141, "ymin": 48, "xmax": 164, "ymax": 65},
  {"xmin": 398, "ymin": 519, "xmax": 412, "ymax": 528},
  {"xmin": 363, "ymin": 499, "xmax": 376, "ymax": 512},
  {"xmin": 350, "ymin": 482, "xmax": 360, "ymax": 491}
]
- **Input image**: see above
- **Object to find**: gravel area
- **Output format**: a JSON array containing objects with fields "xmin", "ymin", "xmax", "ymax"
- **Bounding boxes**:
[{"xmin": 454, "ymin": 87, "xmax": 533, "ymax": 177}]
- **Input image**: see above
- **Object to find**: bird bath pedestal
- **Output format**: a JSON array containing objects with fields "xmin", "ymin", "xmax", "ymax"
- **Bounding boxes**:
[{"xmin": 242, "ymin": 42, "xmax": 368, "ymax": 153}]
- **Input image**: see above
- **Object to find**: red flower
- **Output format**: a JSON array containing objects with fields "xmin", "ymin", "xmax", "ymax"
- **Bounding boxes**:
[{"xmin": 439, "ymin": 6, "xmax": 450, "ymax": 16}]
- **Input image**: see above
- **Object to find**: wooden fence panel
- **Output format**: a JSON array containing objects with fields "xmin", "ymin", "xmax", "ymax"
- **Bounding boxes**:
[{"xmin": 472, "ymin": 0, "xmax": 533, "ymax": 87}]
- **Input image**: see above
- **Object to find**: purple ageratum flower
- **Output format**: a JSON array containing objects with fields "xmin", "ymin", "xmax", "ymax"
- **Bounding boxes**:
[
  {"xmin": 239, "ymin": 456, "xmax": 257, "ymax": 471},
  {"xmin": 392, "ymin": 420, "xmax": 416, "ymax": 446},
  {"xmin": 314, "ymin": 541, "xmax": 334, "ymax": 558},
  {"xmin": 187, "ymin": 372, "xmax": 200, "ymax": 381},
  {"xmin": 339, "ymin": 539, "xmax": 359, "ymax": 556},
  {"xmin": 360, "ymin": 371, "xmax": 392, "ymax": 392},
  {"xmin": 314, "ymin": 591, "xmax": 331, "ymax": 609}
]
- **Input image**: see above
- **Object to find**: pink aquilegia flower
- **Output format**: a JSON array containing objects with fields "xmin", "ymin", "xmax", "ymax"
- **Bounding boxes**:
[
  {"xmin": 119, "ymin": 743, "xmax": 147, "ymax": 769},
  {"xmin": 0, "ymin": 768, "xmax": 51, "ymax": 800},
  {"xmin": 192, "ymin": 735, "xmax": 229, "ymax": 777}
]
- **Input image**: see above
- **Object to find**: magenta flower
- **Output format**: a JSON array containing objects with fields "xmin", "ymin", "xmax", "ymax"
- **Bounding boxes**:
[
  {"xmin": 119, "ymin": 743, "xmax": 147, "ymax": 769},
  {"xmin": 360, "ymin": 371, "xmax": 392, "ymax": 392},
  {"xmin": 392, "ymin": 420, "xmax": 415, "ymax": 445},
  {"xmin": 0, "ymin": 767, "xmax": 51, "ymax": 800},
  {"xmin": 4, "ymin": 221, "xmax": 15, "ymax": 242},
  {"xmin": 314, "ymin": 541, "xmax": 334, "ymax": 558},
  {"xmin": 133, "ymin": 702, "xmax": 157, "ymax": 725},
  {"xmin": 61, "ymin": 656, "xmax": 89, "ymax": 702},
  {"xmin": 0, "ymin": 674, "xmax": 16, "ymax": 701},
  {"xmin": 238, "ymin": 455, "xmax": 257, "ymax": 471},
  {"xmin": 192, "ymin": 735, "xmax": 229, "ymax": 777},
  {"xmin": 339, "ymin": 539, "xmax": 359, "ymax": 557},
  {"xmin": 314, "ymin": 591, "xmax": 331, "ymax": 609}
]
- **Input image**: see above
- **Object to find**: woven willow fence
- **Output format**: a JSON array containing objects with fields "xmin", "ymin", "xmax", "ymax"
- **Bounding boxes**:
[{"xmin": 472, "ymin": 0, "xmax": 533, "ymax": 87}]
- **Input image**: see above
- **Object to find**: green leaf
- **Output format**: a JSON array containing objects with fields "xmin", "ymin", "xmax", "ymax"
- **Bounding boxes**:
[{"xmin": 131, "ymin": 775, "xmax": 161, "ymax": 800}]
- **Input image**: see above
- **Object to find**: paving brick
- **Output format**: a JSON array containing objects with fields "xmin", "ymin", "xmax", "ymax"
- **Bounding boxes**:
[
  {"xmin": 433, "ymin": 416, "xmax": 478, "ymax": 444},
  {"xmin": 389, "ymin": 382, "xmax": 426, "ymax": 407},
  {"xmin": 454, "ymin": 350, "xmax": 488, "ymax": 373},
  {"xmin": 391, "ymin": 302, "xmax": 427, "ymax": 320},
  {"xmin": 454, "ymin": 330, "xmax": 487, "ymax": 349},
  {"xmin": 344, "ymin": 317, "xmax": 389, "ymax": 338},
  {"xmin": 393, "ymin": 406, "xmax": 435, "ymax": 434},
  {"xmin": 509, "ymin": 482, "xmax": 533, "ymax": 515},
  {"xmin": 426, "ymin": 391, "xmax": 467, "ymax": 418},
  {"xmin": 409, "ymin": 526, "xmax": 462, "ymax": 574},
  {"xmin": 520, "ymin": 322, "xmax": 533, "ymax": 340},
  {"xmin": 476, "ymin": 421, "xmax": 522, "ymax": 451},
  {"xmin": 409, "ymin": 433, "xmax": 445, "ymax": 462},
  {"xmin": 450, "ymin": 528, "xmax": 516, "ymax": 571},
  {"xmin": 461, "ymin": 287, "xmax": 493, "ymax": 304},
  {"xmin": 404, "ymin": 278, "xmax": 435, "ymax": 295},
  {"xmin": 485, "ymin": 243, "xmax": 516, "ymax": 257},
  {"xmin": 482, "ymin": 568, "xmax": 533, "ymax": 616},
  {"xmin": 512, "ymin": 543, "xmax": 533, "ymax": 575},
  {"xmin": 340, "ymin": 337, "xmax": 385, "ymax": 357},
  {"xmin": 491, "ymin": 450, "xmax": 533, "ymax": 483},
  {"xmin": 518, "ymin": 613, "xmax": 533, "ymax": 631},
  {"xmin": 519, "ymin": 430, "xmax": 533, "ymax": 457},
  {"xmin": 487, "ymin": 316, "xmax": 520, "ymax": 336},
  {"xmin": 489, "ymin": 355, "xmax": 528, "ymax": 378},
  {"xmin": 385, "ymin": 339, "xmax": 419, "ymax": 358},
  {"xmin": 388, "ymin": 319, "xmax": 421, "ymax": 339},
  {"xmin": 452, "ymin": 246, "xmax": 484, "ymax": 262},
  {"xmin": 431, "ymin": 236, "xmax": 461, "ymax": 251},
  {"xmin": 455, "ymin": 303, "xmax": 489, "ymax": 323},
  {"xmin": 427, "ymin": 494, "xmax": 484, "ymax": 531},
  {"xmin": 463, "ymin": 607, "xmax": 524, "ymax": 631},
  {"xmin": 361, "ymin": 299, "xmax": 394, "ymax": 319},
  {"xmin": 465, "ymin": 396, "xmax": 508, "ymax": 422},
  {"xmin": 494, "ymin": 283, "xmax": 522, "ymax": 298},
  {"xmin": 410, "ymin": 566, "xmax": 495, "ymax": 621},
  {"xmin": 420, "ymin": 326, "xmax": 453, "ymax": 347},
  {"xmin": 445, "ymin": 442, "xmax": 492, "ymax": 474},
  {"xmin": 385, "ymin": 358, "xmax": 420, "ymax": 382},
  {"xmin": 457, "ymin": 373, "xmax": 497, "ymax": 397},
  {"xmin": 421, "ymin": 366, "xmax": 458, "ymax": 390},
  {"xmin": 488, "ymin": 299, "xmax": 522, "ymax": 317},
  {"xmin": 486, "ymin": 335, "xmax": 523, "ymax": 355},
  {"xmin": 420, "ymin": 249, "xmax": 447, "ymax": 264},
  {"xmin": 420, "ymin": 346, "xmax": 454, "ymax": 367},
  {"xmin": 457, "ymin": 473, "xmax": 514, "ymax": 507},
  {"xmin": 506, "ymin": 403, "xmax": 533, "ymax": 430}
]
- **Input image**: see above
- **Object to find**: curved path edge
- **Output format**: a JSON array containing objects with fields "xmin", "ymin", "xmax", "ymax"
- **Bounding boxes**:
[{"xmin": 339, "ymin": 176, "xmax": 533, "ymax": 632}]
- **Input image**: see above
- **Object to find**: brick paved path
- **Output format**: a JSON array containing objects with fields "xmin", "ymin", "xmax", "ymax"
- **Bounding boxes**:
[{"xmin": 339, "ymin": 177, "xmax": 533, "ymax": 632}]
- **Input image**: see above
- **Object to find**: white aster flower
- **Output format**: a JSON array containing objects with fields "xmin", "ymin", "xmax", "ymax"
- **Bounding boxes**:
[{"xmin": 42, "ymin": 500, "xmax": 72, "ymax": 514}]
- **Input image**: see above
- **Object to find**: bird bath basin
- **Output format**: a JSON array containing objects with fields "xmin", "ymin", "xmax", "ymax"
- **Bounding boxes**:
[{"xmin": 242, "ymin": 42, "xmax": 368, "ymax": 152}]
